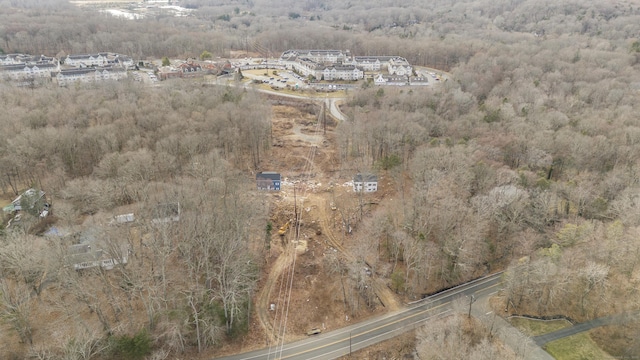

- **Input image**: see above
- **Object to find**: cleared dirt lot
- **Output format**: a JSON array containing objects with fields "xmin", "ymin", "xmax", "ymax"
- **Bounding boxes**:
[{"xmin": 215, "ymin": 99, "xmax": 400, "ymax": 356}]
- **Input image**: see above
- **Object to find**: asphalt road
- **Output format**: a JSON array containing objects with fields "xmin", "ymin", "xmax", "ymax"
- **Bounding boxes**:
[
  {"xmin": 532, "ymin": 312, "xmax": 638, "ymax": 346},
  {"xmin": 215, "ymin": 273, "xmax": 503, "ymax": 360}
]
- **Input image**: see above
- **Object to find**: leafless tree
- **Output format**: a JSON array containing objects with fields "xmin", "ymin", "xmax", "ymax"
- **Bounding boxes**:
[{"xmin": 0, "ymin": 280, "xmax": 33, "ymax": 345}]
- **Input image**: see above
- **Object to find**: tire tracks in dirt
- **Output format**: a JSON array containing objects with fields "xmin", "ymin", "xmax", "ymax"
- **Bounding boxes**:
[{"xmin": 256, "ymin": 241, "xmax": 294, "ymax": 344}]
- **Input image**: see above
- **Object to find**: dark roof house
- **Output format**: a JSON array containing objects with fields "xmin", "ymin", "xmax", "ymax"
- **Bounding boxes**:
[{"xmin": 256, "ymin": 172, "xmax": 281, "ymax": 191}]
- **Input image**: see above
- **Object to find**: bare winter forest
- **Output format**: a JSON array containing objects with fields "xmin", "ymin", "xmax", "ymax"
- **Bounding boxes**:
[{"xmin": 2, "ymin": 0, "xmax": 640, "ymax": 359}]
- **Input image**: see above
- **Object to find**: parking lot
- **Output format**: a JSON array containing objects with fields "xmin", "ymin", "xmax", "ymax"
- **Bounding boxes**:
[{"xmin": 245, "ymin": 68, "xmax": 307, "ymax": 89}]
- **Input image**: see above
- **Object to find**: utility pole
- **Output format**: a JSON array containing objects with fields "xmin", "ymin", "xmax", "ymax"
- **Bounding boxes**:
[
  {"xmin": 294, "ymin": 186, "xmax": 298, "ymax": 238},
  {"xmin": 349, "ymin": 331, "xmax": 352, "ymax": 356},
  {"xmin": 323, "ymin": 96, "xmax": 327, "ymax": 135}
]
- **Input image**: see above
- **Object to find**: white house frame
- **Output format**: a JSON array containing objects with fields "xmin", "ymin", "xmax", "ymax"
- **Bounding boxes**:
[{"xmin": 353, "ymin": 173, "xmax": 378, "ymax": 192}]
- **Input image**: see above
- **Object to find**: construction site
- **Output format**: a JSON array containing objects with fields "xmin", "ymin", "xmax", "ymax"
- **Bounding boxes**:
[{"xmin": 212, "ymin": 96, "xmax": 406, "ymax": 358}]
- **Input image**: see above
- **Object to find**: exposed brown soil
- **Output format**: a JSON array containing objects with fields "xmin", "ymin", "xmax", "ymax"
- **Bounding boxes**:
[{"xmin": 217, "ymin": 100, "xmax": 403, "ymax": 355}]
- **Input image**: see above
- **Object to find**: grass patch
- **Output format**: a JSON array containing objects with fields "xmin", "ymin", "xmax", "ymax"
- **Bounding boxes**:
[
  {"xmin": 509, "ymin": 317, "xmax": 572, "ymax": 336},
  {"xmin": 545, "ymin": 333, "xmax": 615, "ymax": 360}
]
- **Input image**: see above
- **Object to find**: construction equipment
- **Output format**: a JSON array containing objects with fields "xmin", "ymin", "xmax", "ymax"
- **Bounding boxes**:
[{"xmin": 278, "ymin": 221, "xmax": 290, "ymax": 236}]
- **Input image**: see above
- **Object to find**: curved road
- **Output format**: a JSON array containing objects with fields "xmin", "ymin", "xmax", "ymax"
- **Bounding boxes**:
[
  {"xmin": 216, "ymin": 75, "xmax": 349, "ymax": 122},
  {"xmin": 215, "ymin": 273, "xmax": 502, "ymax": 360}
]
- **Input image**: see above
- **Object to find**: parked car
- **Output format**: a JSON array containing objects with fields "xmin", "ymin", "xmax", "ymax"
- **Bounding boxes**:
[{"xmin": 306, "ymin": 328, "xmax": 322, "ymax": 336}]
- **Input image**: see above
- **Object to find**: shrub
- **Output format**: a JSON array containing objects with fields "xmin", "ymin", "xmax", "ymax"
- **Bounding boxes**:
[{"xmin": 110, "ymin": 329, "xmax": 151, "ymax": 360}]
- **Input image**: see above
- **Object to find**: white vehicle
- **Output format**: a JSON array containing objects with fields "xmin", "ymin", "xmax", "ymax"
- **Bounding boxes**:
[
  {"xmin": 40, "ymin": 203, "xmax": 50, "ymax": 218},
  {"xmin": 306, "ymin": 328, "xmax": 322, "ymax": 336}
]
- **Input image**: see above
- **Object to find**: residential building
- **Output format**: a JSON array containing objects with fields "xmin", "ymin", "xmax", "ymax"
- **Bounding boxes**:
[
  {"xmin": 409, "ymin": 76, "xmax": 430, "ymax": 86},
  {"xmin": 352, "ymin": 56, "xmax": 383, "ymax": 71},
  {"xmin": 65, "ymin": 53, "xmax": 133, "ymax": 68},
  {"xmin": 65, "ymin": 53, "xmax": 109, "ymax": 67},
  {"xmin": 281, "ymin": 49, "xmax": 351, "ymax": 64},
  {"xmin": 68, "ymin": 243, "xmax": 128, "ymax": 271},
  {"xmin": 56, "ymin": 67, "xmax": 127, "ymax": 86},
  {"xmin": 1, "ymin": 62, "xmax": 59, "ymax": 80},
  {"xmin": 374, "ymin": 74, "xmax": 408, "ymax": 86},
  {"xmin": 387, "ymin": 57, "xmax": 412, "ymax": 76},
  {"xmin": 322, "ymin": 65, "xmax": 364, "ymax": 81},
  {"xmin": 157, "ymin": 67, "xmax": 182, "ymax": 80},
  {"xmin": 353, "ymin": 173, "xmax": 378, "ymax": 192},
  {"xmin": 256, "ymin": 172, "xmax": 281, "ymax": 191},
  {"xmin": 284, "ymin": 57, "xmax": 324, "ymax": 79},
  {"xmin": 0, "ymin": 54, "xmax": 60, "ymax": 82},
  {"xmin": 114, "ymin": 55, "xmax": 134, "ymax": 69},
  {"xmin": 3, "ymin": 188, "xmax": 46, "ymax": 212},
  {"xmin": 276, "ymin": 50, "xmax": 429, "ymax": 86},
  {"xmin": 157, "ymin": 60, "xmax": 213, "ymax": 80},
  {"xmin": 0, "ymin": 53, "xmax": 55, "ymax": 65},
  {"xmin": 178, "ymin": 62, "xmax": 202, "ymax": 77},
  {"xmin": 0, "ymin": 54, "xmax": 21, "ymax": 65}
]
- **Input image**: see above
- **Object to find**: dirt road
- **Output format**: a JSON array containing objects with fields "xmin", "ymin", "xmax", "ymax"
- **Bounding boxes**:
[{"xmin": 256, "ymin": 243, "xmax": 294, "ymax": 344}]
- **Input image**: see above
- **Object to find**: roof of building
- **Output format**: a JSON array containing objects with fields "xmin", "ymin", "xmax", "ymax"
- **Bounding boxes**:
[
  {"xmin": 32, "ymin": 63, "xmax": 58, "ymax": 68},
  {"xmin": 410, "ymin": 76, "xmax": 430, "ymax": 84},
  {"xmin": 257, "ymin": 172, "xmax": 281, "ymax": 180},
  {"xmin": 58, "ymin": 66, "xmax": 125, "ymax": 76},
  {"xmin": 324, "ymin": 65, "xmax": 360, "ymax": 71},
  {"xmin": 67, "ymin": 54, "xmax": 97, "ymax": 59},
  {"xmin": 11, "ymin": 188, "xmax": 45, "ymax": 207},
  {"xmin": 376, "ymin": 74, "xmax": 408, "ymax": 82},
  {"xmin": 297, "ymin": 58, "xmax": 323, "ymax": 69},
  {"xmin": 354, "ymin": 56, "xmax": 394, "ymax": 62},
  {"xmin": 354, "ymin": 173, "xmax": 378, "ymax": 182},
  {"xmin": 2, "ymin": 63, "xmax": 58, "ymax": 71},
  {"xmin": 58, "ymin": 68, "xmax": 99, "ymax": 76},
  {"xmin": 281, "ymin": 50, "xmax": 348, "ymax": 59},
  {"xmin": 1, "ymin": 64, "xmax": 27, "ymax": 71},
  {"xmin": 388, "ymin": 57, "xmax": 411, "ymax": 66}
]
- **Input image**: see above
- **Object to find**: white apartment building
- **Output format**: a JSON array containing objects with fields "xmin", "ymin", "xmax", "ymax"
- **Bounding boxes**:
[
  {"xmin": 322, "ymin": 65, "xmax": 364, "ymax": 81},
  {"xmin": 57, "ymin": 67, "xmax": 127, "ymax": 86},
  {"xmin": 281, "ymin": 49, "xmax": 351, "ymax": 64},
  {"xmin": 1, "ymin": 62, "xmax": 60, "ymax": 80},
  {"xmin": 65, "ymin": 53, "xmax": 110, "ymax": 67},
  {"xmin": 387, "ymin": 57, "xmax": 413, "ymax": 76}
]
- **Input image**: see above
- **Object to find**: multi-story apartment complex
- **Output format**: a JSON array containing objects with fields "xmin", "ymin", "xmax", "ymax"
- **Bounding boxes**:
[
  {"xmin": 56, "ymin": 67, "xmax": 128, "ymax": 87},
  {"xmin": 1, "ymin": 62, "xmax": 60, "ymax": 80},
  {"xmin": 65, "ymin": 53, "xmax": 134, "ymax": 69},
  {"xmin": 0, "ymin": 54, "xmax": 60, "ymax": 82},
  {"xmin": 281, "ymin": 49, "xmax": 351, "ymax": 64},
  {"xmin": 279, "ymin": 50, "xmax": 414, "ymax": 81}
]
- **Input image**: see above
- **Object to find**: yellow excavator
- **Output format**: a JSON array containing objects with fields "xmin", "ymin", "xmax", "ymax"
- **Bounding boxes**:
[{"xmin": 278, "ymin": 221, "xmax": 290, "ymax": 236}]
